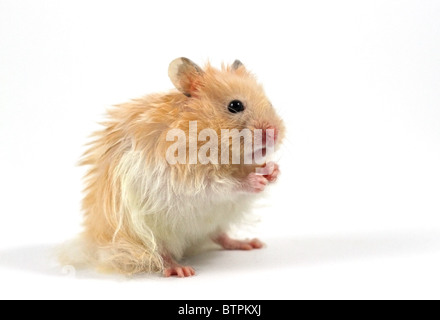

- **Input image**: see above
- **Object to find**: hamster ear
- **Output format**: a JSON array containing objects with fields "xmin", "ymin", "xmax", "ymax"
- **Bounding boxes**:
[
  {"xmin": 231, "ymin": 60, "xmax": 244, "ymax": 70},
  {"xmin": 168, "ymin": 57, "xmax": 204, "ymax": 97}
]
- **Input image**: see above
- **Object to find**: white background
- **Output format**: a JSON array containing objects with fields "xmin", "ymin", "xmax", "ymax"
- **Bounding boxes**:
[{"xmin": 1, "ymin": 0, "xmax": 439, "ymax": 300}]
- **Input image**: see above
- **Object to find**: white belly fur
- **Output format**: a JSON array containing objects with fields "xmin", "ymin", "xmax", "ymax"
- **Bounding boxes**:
[{"xmin": 116, "ymin": 150, "xmax": 256, "ymax": 260}]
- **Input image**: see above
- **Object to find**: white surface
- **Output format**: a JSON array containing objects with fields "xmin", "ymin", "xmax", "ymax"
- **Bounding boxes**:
[{"xmin": 1, "ymin": 0, "xmax": 439, "ymax": 300}]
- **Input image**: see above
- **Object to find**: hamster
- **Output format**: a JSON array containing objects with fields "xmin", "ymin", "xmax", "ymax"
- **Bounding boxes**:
[{"xmin": 71, "ymin": 58, "xmax": 285, "ymax": 277}]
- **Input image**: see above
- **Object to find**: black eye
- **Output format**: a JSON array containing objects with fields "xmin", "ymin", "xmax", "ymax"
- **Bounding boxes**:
[{"xmin": 228, "ymin": 100, "xmax": 245, "ymax": 113}]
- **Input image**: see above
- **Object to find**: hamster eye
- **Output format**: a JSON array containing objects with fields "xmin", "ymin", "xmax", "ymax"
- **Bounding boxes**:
[{"xmin": 228, "ymin": 100, "xmax": 245, "ymax": 113}]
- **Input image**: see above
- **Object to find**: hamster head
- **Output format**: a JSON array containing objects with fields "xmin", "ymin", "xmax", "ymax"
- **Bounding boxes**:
[{"xmin": 167, "ymin": 58, "xmax": 285, "ymax": 173}]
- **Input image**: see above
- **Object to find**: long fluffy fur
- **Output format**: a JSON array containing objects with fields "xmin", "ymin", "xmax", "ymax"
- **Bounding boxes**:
[{"xmin": 63, "ymin": 61, "xmax": 284, "ymax": 274}]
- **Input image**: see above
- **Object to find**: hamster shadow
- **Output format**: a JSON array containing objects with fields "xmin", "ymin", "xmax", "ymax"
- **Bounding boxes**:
[
  {"xmin": 187, "ymin": 229, "xmax": 440, "ymax": 273},
  {"xmin": 0, "ymin": 229, "xmax": 439, "ymax": 279},
  {"xmin": 0, "ymin": 245, "xmax": 125, "ymax": 280}
]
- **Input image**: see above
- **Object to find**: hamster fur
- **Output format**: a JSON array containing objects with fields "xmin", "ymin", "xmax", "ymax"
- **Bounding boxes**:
[{"xmin": 64, "ymin": 58, "xmax": 285, "ymax": 277}]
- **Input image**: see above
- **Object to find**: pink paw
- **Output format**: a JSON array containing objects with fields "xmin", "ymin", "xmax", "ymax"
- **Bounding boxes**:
[
  {"xmin": 264, "ymin": 162, "xmax": 280, "ymax": 182},
  {"xmin": 242, "ymin": 173, "xmax": 268, "ymax": 193},
  {"xmin": 164, "ymin": 266, "xmax": 196, "ymax": 278},
  {"xmin": 224, "ymin": 238, "xmax": 264, "ymax": 251},
  {"xmin": 214, "ymin": 234, "xmax": 264, "ymax": 251}
]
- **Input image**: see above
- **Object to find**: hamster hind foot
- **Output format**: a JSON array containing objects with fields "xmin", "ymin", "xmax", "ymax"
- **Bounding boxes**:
[
  {"xmin": 164, "ymin": 265, "xmax": 196, "ymax": 278},
  {"xmin": 213, "ymin": 233, "xmax": 264, "ymax": 251},
  {"xmin": 162, "ymin": 253, "xmax": 196, "ymax": 278}
]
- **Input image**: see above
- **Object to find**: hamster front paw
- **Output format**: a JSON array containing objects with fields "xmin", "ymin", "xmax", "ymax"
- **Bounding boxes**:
[
  {"xmin": 242, "ymin": 172, "xmax": 268, "ymax": 193},
  {"xmin": 263, "ymin": 162, "xmax": 280, "ymax": 182}
]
